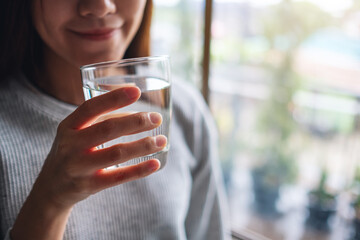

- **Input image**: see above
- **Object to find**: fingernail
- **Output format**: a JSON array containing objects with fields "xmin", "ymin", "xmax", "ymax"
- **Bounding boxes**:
[
  {"xmin": 155, "ymin": 135, "xmax": 167, "ymax": 147},
  {"xmin": 123, "ymin": 87, "xmax": 140, "ymax": 99},
  {"xmin": 149, "ymin": 112, "xmax": 162, "ymax": 125},
  {"xmin": 149, "ymin": 160, "xmax": 161, "ymax": 171}
]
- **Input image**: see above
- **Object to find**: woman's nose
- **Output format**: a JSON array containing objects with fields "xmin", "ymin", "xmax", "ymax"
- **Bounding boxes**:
[{"xmin": 78, "ymin": 0, "xmax": 116, "ymax": 18}]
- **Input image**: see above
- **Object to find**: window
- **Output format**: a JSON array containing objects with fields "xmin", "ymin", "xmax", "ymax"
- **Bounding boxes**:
[
  {"xmin": 210, "ymin": 0, "xmax": 360, "ymax": 239},
  {"xmin": 153, "ymin": 0, "xmax": 360, "ymax": 239},
  {"xmin": 152, "ymin": 0, "xmax": 203, "ymax": 87}
]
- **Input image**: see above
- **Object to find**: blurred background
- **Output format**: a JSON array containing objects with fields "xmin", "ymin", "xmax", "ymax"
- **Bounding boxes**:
[{"xmin": 152, "ymin": 0, "xmax": 360, "ymax": 239}]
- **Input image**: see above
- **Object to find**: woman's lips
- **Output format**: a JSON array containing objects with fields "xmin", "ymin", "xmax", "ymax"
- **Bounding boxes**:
[{"xmin": 71, "ymin": 28, "xmax": 117, "ymax": 41}]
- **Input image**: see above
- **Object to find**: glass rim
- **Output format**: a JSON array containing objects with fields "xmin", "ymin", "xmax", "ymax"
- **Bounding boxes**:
[{"xmin": 80, "ymin": 55, "xmax": 170, "ymax": 72}]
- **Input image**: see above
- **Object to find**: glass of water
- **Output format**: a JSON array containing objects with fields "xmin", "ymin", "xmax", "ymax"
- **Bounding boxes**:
[{"xmin": 80, "ymin": 56, "xmax": 171, "ymax": 169}]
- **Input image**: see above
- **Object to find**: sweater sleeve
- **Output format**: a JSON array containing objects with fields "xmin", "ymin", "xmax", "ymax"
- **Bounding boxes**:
[
  {"xmin": 0, "ymin": 140, "xmax": 11, "ymax": 240},
  {"xmin": 3, "ymin": 230, "xmax": 11, "ymax": 240},
  {"xmin": 180, "ymin": 86, "xmax": 231, "ymax": 240}
]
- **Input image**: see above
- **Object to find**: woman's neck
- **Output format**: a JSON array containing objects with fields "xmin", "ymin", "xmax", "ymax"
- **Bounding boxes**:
[{"xmin": 36, "ymin": 47, "xmax": 85, "ymax": 106}]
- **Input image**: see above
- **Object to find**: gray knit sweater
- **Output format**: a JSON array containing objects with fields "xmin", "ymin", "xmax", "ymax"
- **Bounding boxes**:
[{"xmin": 0, "ymin": 75, "xmax": 229, "ymax": 239}]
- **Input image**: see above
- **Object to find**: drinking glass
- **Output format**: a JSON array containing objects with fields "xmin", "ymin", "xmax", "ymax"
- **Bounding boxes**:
[{"xmin": 80, "ymin": 56, "xmax": 171, "ymax": 169}]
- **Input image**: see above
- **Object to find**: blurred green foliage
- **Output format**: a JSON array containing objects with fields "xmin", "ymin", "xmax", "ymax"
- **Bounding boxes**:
[{"xmin": 254, "ymin": 0, "xmax": 333, "ymax": 185}]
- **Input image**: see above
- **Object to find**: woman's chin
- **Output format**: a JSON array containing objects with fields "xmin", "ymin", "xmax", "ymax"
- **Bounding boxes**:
[
  {"xmin": 76, "ymin": 54, "xmax": 124, "ymax": 67},
  {"xmin": 65, "ymin": 38, "xmax": 126, "ymax": 67}
]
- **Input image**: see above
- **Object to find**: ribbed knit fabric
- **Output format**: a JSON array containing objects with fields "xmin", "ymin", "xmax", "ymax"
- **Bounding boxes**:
[{"xmin": 0, "ymin": 74, "xmax": 229, "ymax": 240}]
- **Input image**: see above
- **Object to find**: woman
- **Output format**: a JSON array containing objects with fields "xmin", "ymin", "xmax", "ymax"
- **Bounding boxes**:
[{"xmin": 0, "ymin": 0, "xmax": 229, "ymax": 239}]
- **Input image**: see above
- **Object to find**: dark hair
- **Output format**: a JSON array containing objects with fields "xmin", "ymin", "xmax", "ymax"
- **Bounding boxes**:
[
  {"xmin": 0, "ymin": 0, "xmax": 153, "ymax": 81},
  {"xmin": 125, "ymin": 0, "xmax": 153, "ymax": 59}
]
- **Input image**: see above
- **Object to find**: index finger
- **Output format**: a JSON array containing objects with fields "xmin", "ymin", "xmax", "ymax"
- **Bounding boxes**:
[{"xmin": 64, "ymin": 86, "xmax": 141, "ymax": 129}]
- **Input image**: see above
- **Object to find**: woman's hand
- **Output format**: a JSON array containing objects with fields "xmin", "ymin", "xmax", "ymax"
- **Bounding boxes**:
[
  {"xmin": 37, "ymin": 85, "xmax": 165, "ymax": 208},
  {"xmin": 11, "ymin": 86, "xmax": 166, "ymax": 240}
]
